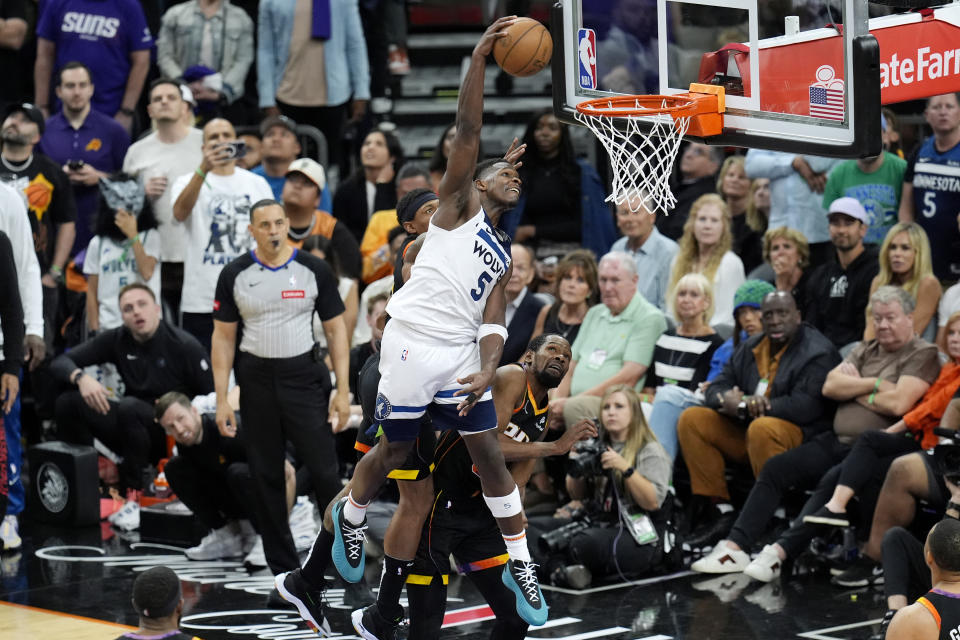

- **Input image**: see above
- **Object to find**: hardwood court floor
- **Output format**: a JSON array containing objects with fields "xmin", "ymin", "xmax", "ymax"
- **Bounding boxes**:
[
  {"xmin": 0, "ymin": 517, "xmax": 893, "ymax": 640},
  {"xmin": 0, "ymin": 601, "xmax": 135, "ymax": 639}
]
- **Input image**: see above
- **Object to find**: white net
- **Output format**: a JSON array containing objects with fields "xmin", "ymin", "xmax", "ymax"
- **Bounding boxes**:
[{"xmin": 575, "ymin": 99, "xmax": 693, "ymax": 215}]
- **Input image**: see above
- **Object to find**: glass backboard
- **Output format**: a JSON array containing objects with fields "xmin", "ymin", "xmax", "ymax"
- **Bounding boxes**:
[{"xmin": 551, "ymin": 0, "xmax": 882, "ymax": 157}]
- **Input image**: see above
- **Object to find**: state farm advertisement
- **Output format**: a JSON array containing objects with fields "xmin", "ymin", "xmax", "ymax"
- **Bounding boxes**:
[{"xmin": 744, "ymin": 7, "xmax": 960, "ymax": 117}]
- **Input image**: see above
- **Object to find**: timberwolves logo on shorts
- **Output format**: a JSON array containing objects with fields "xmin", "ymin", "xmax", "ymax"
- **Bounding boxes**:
[{"xmin": 375, "ymin": 393, "xmax": 393, "ymax": 420}]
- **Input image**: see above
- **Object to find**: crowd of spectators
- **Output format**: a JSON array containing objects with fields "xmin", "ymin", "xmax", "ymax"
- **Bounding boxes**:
[{"xmin": 0, "ymin": 4, "xmax": 959, "ymax": 636}]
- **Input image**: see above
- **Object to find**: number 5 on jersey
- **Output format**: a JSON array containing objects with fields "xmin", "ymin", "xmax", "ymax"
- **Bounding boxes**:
[{"xmin": 471, "ymin": 271, "xmax": 494, "ymax": 301}]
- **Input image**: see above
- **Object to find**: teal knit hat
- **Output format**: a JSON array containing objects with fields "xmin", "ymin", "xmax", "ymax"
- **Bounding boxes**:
[{"xmin": 733, "ymin": 280, "xmax": 776, "ymax": 314}]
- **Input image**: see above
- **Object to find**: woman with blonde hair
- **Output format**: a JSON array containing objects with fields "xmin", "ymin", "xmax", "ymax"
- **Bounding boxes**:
[
  {"xmin": 718, "ymin": 156, "xmax": 763, "ymax": 273},
  {"xmin": 530, "ymin": 384, "xmax": 673, "ymax": 587},
  {"xmin": 668, "ymin": 193, "xmax": 745, "ymax": 327},
  {"xmin": 762, "ymin": 226, "xmax": 811, "ymax": 313},
  {"xmin": 531, "ymin": 249, "xmax": 599, "ymax": 345},
  {"xmin": 642, "ymin": 273, "xmax": 725, "ymax": 458},
  {"xmin": 864, "ymin": 222, "xmax": 941, "ymax": 341}
]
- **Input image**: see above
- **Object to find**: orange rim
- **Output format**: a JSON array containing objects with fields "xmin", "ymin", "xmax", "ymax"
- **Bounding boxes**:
[{"xmin": 576, "ymin": 94, "xmax": 697, "ymax": 119}]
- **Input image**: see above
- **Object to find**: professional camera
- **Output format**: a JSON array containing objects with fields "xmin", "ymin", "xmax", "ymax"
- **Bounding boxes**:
[
  {"xmin": 566, "ymin": 421, "xmax": 606, "ymax": 479},
  {"xmin": 567, "ymin": 439, "xmax": 606, "ymax": 479},
  {"xmin": 538, "ymin": 514, "xmax": 593, "ymax": 554}
]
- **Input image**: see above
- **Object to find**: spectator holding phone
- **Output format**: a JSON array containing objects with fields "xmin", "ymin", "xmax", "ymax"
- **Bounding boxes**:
[
  {"xmin": 39, "ymin": 62, "xmax": 130, "ymax": 254},
  {"xmin": 171, "ymin": 118, "xmax": 272, "ymax": 350}
]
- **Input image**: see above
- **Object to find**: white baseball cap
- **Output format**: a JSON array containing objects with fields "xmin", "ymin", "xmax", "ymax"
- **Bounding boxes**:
[
  {"xmin": 827, "ymin": 196, "xmax": 869, "ymax": 224},
  {"xmin": 180, "ymin": 84, "xmax": 195, "ymax": 105},
  {"xmin": 286, "ymin": 158, "xmax": 326, "ymax": 191}
]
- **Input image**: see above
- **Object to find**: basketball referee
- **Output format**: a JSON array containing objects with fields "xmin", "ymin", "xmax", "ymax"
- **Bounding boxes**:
[{"xmin": 211, "ymin": 199, "xmax": 351, "ymax": 575}]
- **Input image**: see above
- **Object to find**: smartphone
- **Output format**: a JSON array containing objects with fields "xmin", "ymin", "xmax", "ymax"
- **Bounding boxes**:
[
  {"xmin": 219, "ymin": 140, "xmax": 247, "ymax": 160},
  {"xmin": 67, "ymin": 160, "xmax": 85, "ymax": 171}
]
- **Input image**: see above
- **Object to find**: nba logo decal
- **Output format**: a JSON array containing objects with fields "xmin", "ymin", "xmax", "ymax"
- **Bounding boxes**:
[
  {"xmin": 400, "ymin": 349, "xmax": 408, "ymax": 361},
  {"xmin": 578, "ymin": 29, "xmax": 597, "ymax": 90}
]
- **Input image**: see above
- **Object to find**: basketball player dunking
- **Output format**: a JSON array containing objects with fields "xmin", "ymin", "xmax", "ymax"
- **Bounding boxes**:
[{"xmin": 330, "ymin": 16, "xmax": 548, "ymax": 635}]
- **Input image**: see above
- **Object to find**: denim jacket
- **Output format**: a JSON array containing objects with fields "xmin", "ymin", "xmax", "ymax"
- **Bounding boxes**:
[
  {"xmin": 257, "ymin": 0, "xmax": 371, "ymax": 109},
  {"xmin": 157, "ymin": 0, "xmax": 254, "ymax": 103}
]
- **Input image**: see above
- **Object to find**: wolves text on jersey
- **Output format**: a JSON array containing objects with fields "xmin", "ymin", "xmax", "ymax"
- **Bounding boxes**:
[{"xmin": 470, "ymin": 228, "xmax": 510, "ymax": 301}]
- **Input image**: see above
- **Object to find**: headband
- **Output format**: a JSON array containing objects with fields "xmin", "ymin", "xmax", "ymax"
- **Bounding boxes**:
[{"xmin": 397, "ymin": 191, "xmax": 438, "ymax": 224}]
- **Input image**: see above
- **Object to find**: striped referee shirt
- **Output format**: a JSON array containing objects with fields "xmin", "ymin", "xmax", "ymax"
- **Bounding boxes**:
[{"xmin": 213, "ymin": 249, "xmax": 345, "ymax": 358}]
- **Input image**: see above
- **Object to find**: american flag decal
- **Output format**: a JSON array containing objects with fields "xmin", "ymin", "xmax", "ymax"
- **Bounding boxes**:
[{"xmin": 809, "ymin": 85, "xmax": 844, "ymax": 121}]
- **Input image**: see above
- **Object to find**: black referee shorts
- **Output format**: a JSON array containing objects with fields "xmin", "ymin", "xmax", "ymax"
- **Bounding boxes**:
[
  {"xmin": 354, "ymin": 350, "xmax": 435, "ymax": 480},
  {"xmin": 407, "ymin": 492, "xmax": 507, "ymax": 586}
]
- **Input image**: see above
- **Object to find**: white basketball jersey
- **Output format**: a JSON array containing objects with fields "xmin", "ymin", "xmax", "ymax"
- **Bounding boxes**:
[{"xmin": 387, "ymin": 209, "xmax": 512, "ymax": 344}]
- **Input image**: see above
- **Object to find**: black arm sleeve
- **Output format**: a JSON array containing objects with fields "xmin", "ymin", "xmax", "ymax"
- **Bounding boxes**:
[
  {"xmin": 331, "ymin": 222, "xmax": 363, "ymax": 281},
  {"xmin": 0, "ymin": 231, "xmax": 24, "ymax": 374},
  {"xmin": 48, "ymin": 330, "xmax": 120, "ymax": 382}
]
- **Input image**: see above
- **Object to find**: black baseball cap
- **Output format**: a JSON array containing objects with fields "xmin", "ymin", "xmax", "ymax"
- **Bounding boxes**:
[
  {"xmin": 3, "ymin": 102, "xmax": 45, "ymax": 135},
  {"xmin": 259, "ymin": 114, "xmax": 297, "ymax": 137}
]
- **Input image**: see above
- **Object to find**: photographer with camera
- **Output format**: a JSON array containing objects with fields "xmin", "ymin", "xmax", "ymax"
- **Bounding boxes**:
[
  {"xmin": 529, "ymin": 384, "xmax": 672, "ymax": 588},
  {"xmin": 171, "ymin": 117, "xmax": 273, "ymax": 351},
  {"xmin": 678, "ymin": 290, "xmax": 840, "ymax": 550}
]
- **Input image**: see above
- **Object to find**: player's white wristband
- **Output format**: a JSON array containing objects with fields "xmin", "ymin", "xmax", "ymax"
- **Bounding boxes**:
[{"xmin": 477, "ymin": 323, "xmax": 508, "ymax": 342}]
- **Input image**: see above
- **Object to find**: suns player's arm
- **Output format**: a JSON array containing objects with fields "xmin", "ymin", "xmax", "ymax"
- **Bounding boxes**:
[
  {"xmin": 401, "ymin": 234, "xmax": 425, "ymax": 283},
  {"xmin": 885, "ymin": 601, "xmax": 939, "ymax": 640},
  {"xmin": 491, "ymin": 364, "xmax": 550, "ymax": 498},
  {"xmin": 494, "ymin": 365, "xmax": 594, "ymax": 463},
  {"xmin": 433, "ymin": 17, "xmax": 514, "ymax": 230}
]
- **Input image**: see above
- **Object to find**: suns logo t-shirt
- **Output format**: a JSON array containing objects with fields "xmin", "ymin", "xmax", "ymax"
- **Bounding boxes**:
[{"xmin": 37, "ymin": 0, "xmax": 153, "ymax": 116}]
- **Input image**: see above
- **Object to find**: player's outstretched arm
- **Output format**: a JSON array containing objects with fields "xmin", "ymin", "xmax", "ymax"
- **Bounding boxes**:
[{"xmin": 434, "ymin": 16, "xmax": 517, "ymax": 228}]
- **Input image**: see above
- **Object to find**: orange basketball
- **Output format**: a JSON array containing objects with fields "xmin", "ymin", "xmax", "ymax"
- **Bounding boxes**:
[{"xmin": 493, "ymin": 17, "xmax": 553, "ymax": 78}]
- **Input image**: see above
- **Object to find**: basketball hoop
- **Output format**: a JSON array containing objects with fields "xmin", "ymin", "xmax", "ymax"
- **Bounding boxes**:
[{"xmin": 574, "ymin": 84, "xmax": 725, "ymax": 215}]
